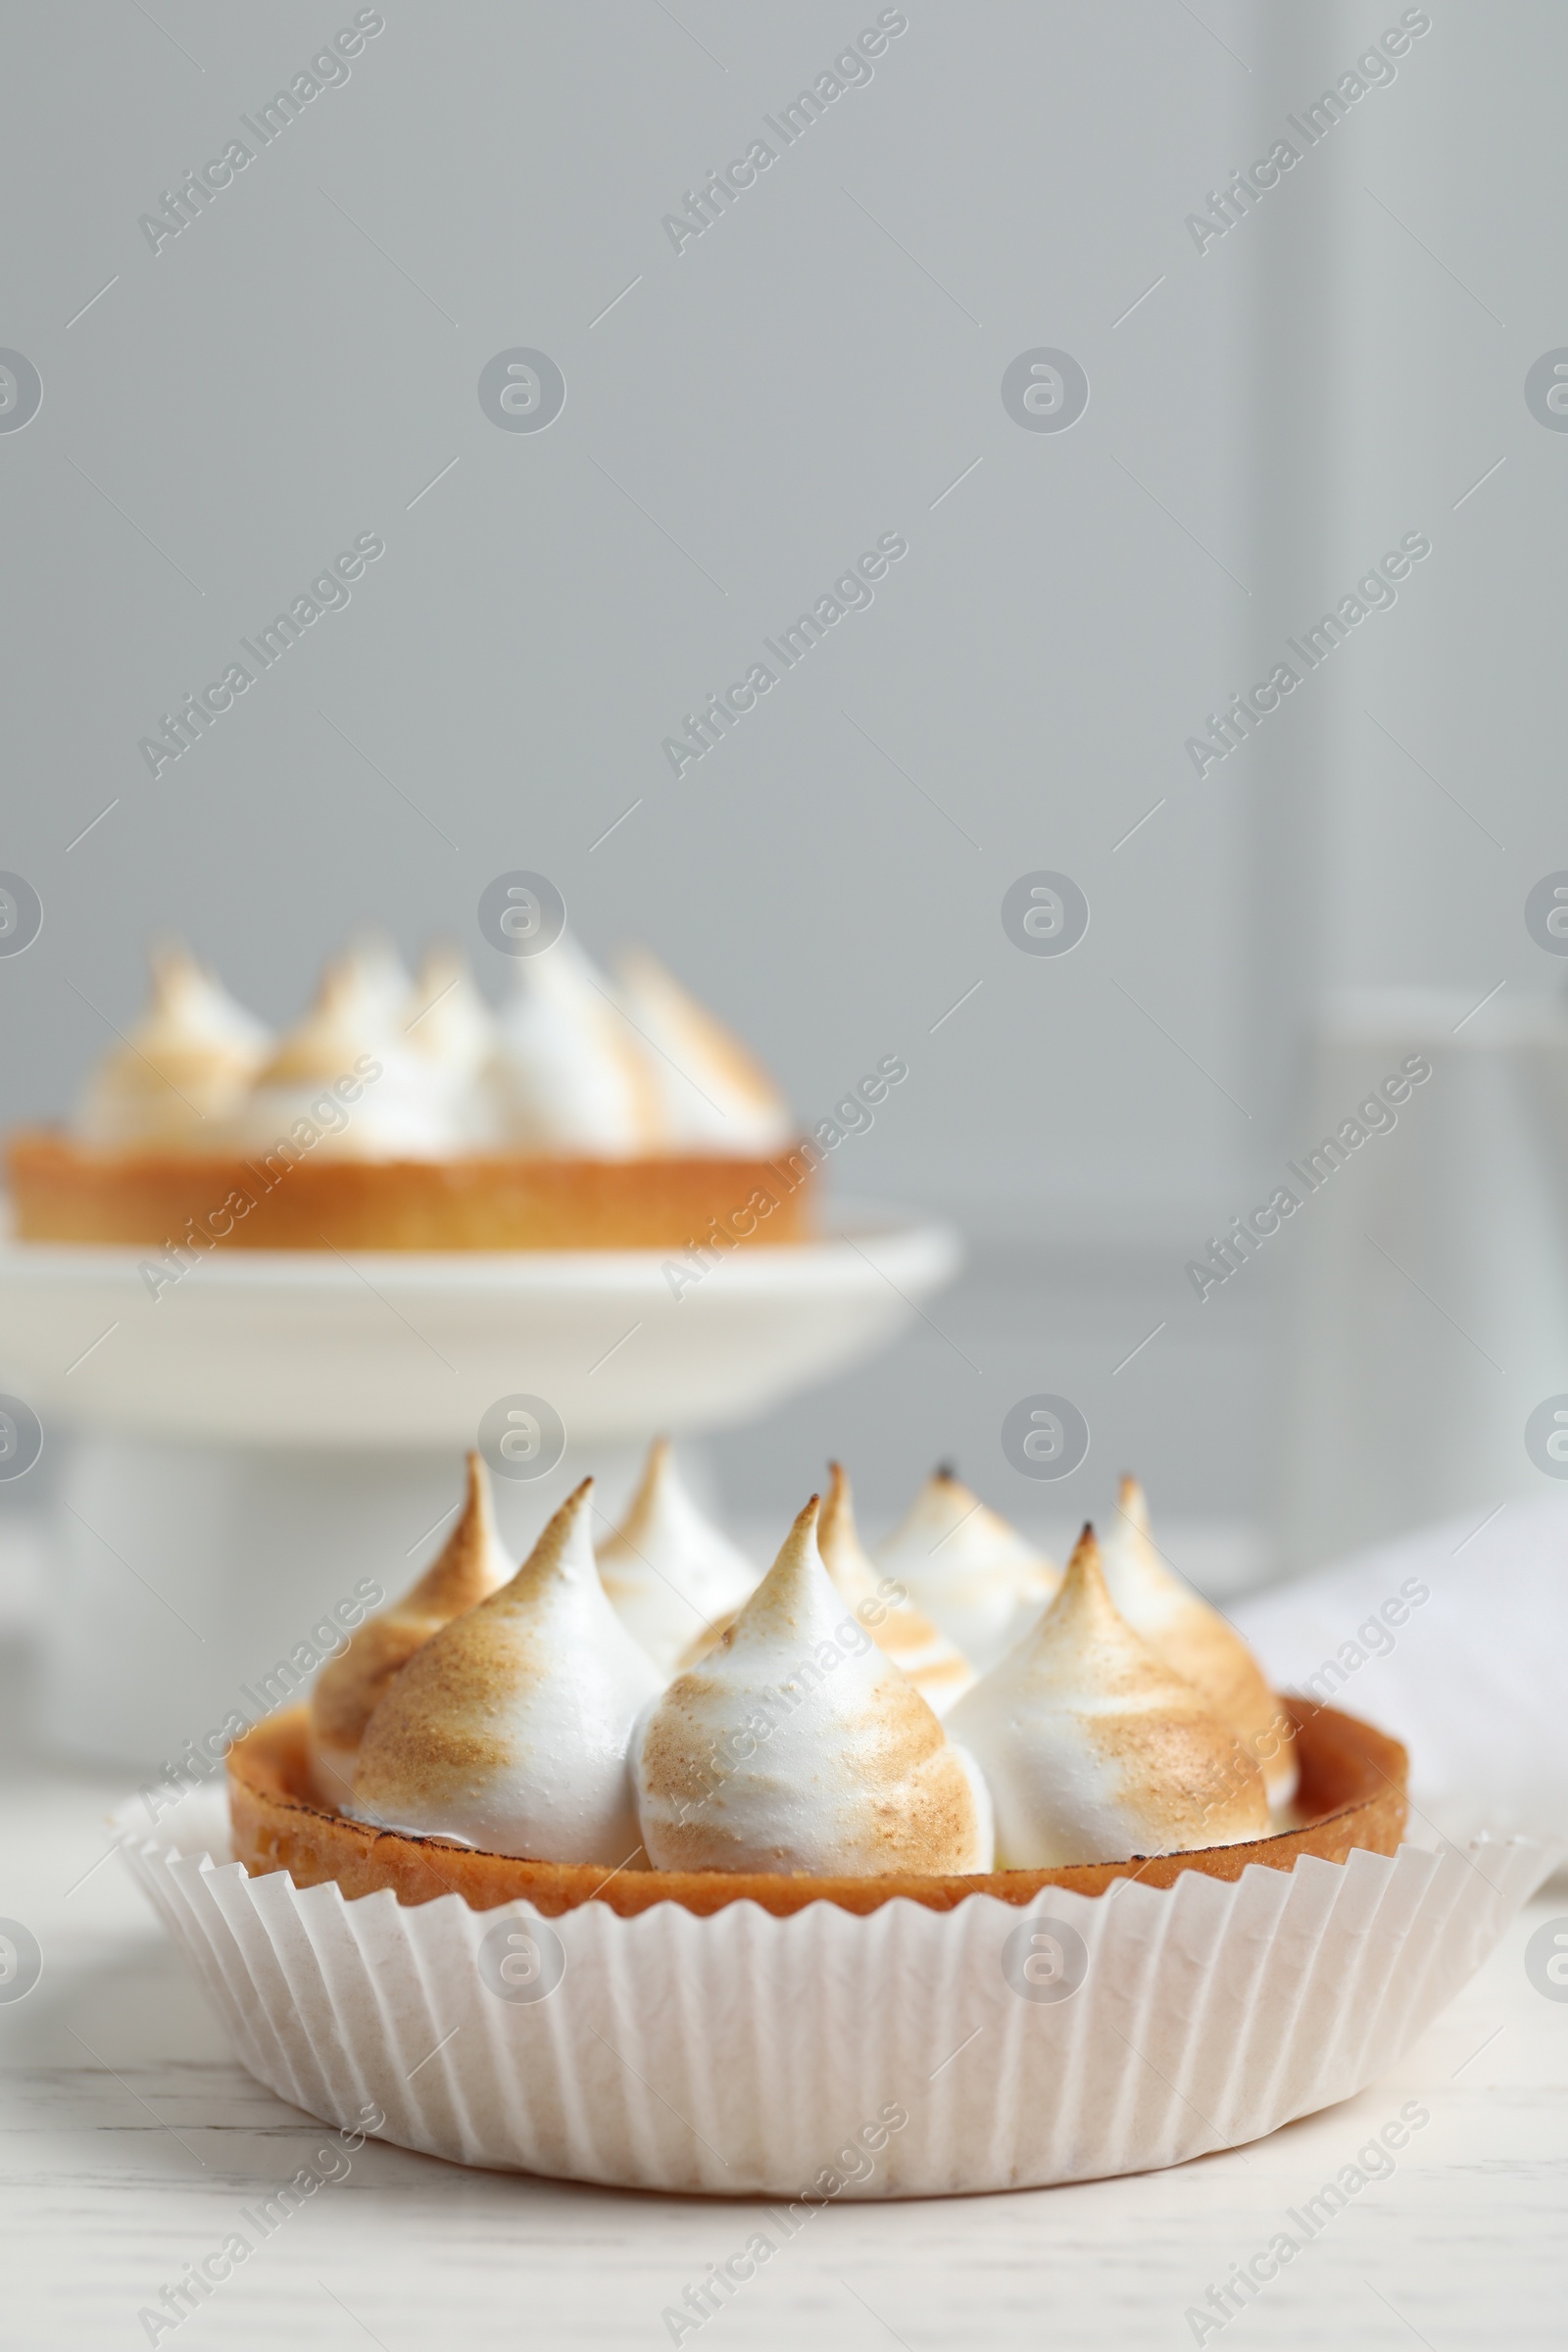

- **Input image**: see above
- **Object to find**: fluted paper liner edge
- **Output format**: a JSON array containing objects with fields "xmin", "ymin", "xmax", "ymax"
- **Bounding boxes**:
[{"xmin": 111, "ymin": 1789, "xmax": 1549, "ymax": 2197}]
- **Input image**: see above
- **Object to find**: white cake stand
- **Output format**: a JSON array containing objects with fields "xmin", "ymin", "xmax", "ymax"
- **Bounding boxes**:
[{"xmin": 0, "ymin": 1203, "xmax": 958, "ymax": 1764}]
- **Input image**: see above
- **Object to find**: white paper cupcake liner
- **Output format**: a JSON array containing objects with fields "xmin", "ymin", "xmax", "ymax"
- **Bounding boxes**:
[{"xmin": 112, "ymin": 1790, "xmax": 1549, "ymax": 2198}]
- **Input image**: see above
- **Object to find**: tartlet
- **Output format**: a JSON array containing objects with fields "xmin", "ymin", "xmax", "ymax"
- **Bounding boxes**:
[
  {"xmin": 6, "ymin": 931, "xmax": 816, "ymax": 1252},
  {"xmin": 143, "ymin": 1447, "xmax": 1489, "ymax": 2205},
  {"xmin": 224, "ymin": 1452, "xmax": 1408, "ymax": 1918},
  {"xmin": 227, "ymin": 1691, "xmax": 1407, "ymax": 1917}
]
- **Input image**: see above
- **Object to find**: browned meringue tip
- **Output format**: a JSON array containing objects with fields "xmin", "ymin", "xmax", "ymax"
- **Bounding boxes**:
[
  {"xmin": 815, "ymin": 1468, "xmax": 886, "ymax": 1612},
  {"xmin": 615, "ymin": 946, "xmax": 782, "ymax": 1102},
  {"xmin": 1061, "ymin": 1522, "xmax": 1104, "ymax": 1589},
  {"xmin": 602, "ymin": 1439, "xmax": 673, "ymax": 1559},
  {"xmin": 1116, "ymin": 1474, "xmax": 1151, "ymax": 1533},
  {"xmin": 666, "ymin": 1493, "xmax": 823, "ymax": 1657},
  {"xmin": 559, "ymin": 1472, "xmax": 595, "ymax": 1525},
  {"xmin": 498, "ymin": 1474, "xmax": 596, "ymax": 1597},
  {"xmin": 405, "ymin": 1449, "xmax": 509, "ymax": 1613},
  {"xmin": 555, "ymin": 1477, "xmax": 597, "ymax": 1533},
  {"xmin": 780, "ymin": 1486, "xmax": 827, "ymax": 1561},
  {"xmin": 768, "ymin": 1493, "xmax": 822, "ymax": 1574},
  {"xmin": 459, "ymin": 1447, "xmax": 494, "ymax": 1525},
  {"xmin": 256, "ymin": 953, "xmax": 371, "ymax": 1082}
]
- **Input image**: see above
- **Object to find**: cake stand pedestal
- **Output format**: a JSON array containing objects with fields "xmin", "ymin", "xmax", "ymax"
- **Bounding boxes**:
[
  {"xmin": 42, "ymin": 1434, "xmax": 628, "ymax": 1767},
  {"xmin": 0, "ymin": 1206, "xmax": 958, "ymax": 1764}
]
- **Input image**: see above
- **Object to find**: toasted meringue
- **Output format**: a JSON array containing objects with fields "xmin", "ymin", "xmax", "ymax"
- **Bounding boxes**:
[
  {"xmin": 352, "ymin": 1479, "xmax": 661, "ymax": 1864},
  {"xmin": 491, "ymin": 933, "xmax": 660, "ymax": 1155},
  {"xmin": 309, "ymin": 1452, "xmax": 512, "ymax": 1807},
  {"xmin": 405, "ymin": 946, "xmax": 495, "ymax": 1074},
  {"xmin": 670, "ymin": 1612, "xmax": 739, "ymax": 1672},
  {"xmin": 597, "ymin": 1439, "xmax": 760, "ymax": 1677},
  {"xmin": 949, "ymin": 1525, "xmax": 1269, "ymax": 1868},
  {"xmin": 615, "ymin": 947, "xmax": 793, "ymax": 1153},
  {"xmin": 404, "ymin": 946, "xmax": 501, "ymax": 1144},
  {"xmin": 818, "ymin": 1462, "xmax": 976, "ymax": 1715},
  {"xmin": 75, "ymin": 943, "xmax": 270, "ymax": 1149},
  {"xmin": 1102, "ymin": 1476, "xmax": 1298, "ymax": 1804},
  {"xmin": 341, "ymin": 925, "xmax": 415, "ymax": 1026},
  {"xmin": 874, "ymin": 1469, "xmax": 1059, "ymax": 1671},
  {"xmin": 230, "ymin": 953, "xmax": 457, "ymax": 1158},
  {"xmin": 632, "ymin": 1495, "xmax": 994, "ymax": 1875}
]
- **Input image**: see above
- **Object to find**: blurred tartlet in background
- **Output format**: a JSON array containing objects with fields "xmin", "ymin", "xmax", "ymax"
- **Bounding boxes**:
[{"xmin": 4, "ymin": 929, "xmax": 816, "ymax": 1250}]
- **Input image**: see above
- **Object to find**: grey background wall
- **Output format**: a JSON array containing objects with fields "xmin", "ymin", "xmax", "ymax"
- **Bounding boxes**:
[{"xmin": 2, "ymin": 0, "xmax": 1563, "ymax": 1571}]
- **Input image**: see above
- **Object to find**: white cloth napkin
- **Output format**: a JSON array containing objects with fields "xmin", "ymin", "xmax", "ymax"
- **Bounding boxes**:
[{"xmin": 1232, "ymin": 1492, "xmax": 1568, "ymax": 1852}]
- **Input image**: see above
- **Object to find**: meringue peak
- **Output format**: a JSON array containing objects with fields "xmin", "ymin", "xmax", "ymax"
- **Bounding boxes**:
[
  {"xmin": 598, "ymin": 1440, "xmax": 760, "ymax": 1676},
  {"xmin": 1020, "ymin": 1521, "xmax": 1166, "ymax": 1690},
  {"xmin": 615, "ymin": 1434, "xmax": 675, "ymax": 1528},
  {"xmin": 257, "ymin": 954, "xmax": 390, "ymax": 1084},
  {"xmin": 146, "ymin": 939, "xmax": 270, "ymax": 1054},
  {"xmin": 1059, "ymin": 1519, "xmax": 1109, "ymax": 1616},
  {"xmin": 873, "ymin": 1468, "xmax": 1057, "ymax": 1671},
  {"xmin": 74, "ymin": 940, "xmax": 270, "ymax": 1147},
  {"xmin": 233, "ymin": 948, "xmax": 460, "ymax": 1159},
  {"xmin": 897, "ymin": 1467, "xmax": 1052, "ymax": 1573},
  {"xmin": 614, "ymin": 946, "xmax": 793, "ymax": 1152},
  {"xmin": 457, "ymin": 1473, "xmax": 621, "ymax": 1636},
  {"xmin": 1101, "ymin": 1474, "xmax": 1297, "ymax": 1804},
  {"xmin": 668, "ymin": 1488, "xmax": 826, "ymax": 1667},
  {"xmin": 1105, "ymin": 1475, "xmax": 1180, "ymax": 1596},
  {"xmin": 309, "ymin": 1451, "xmax": 512, "ymax": 1807},
  {"xmin": 1117, "ymin": 1472, "xmax": 1151, "ymax": 1540},
  {"xmin": 406, "ymin": 945, "xmax": 495, "ymax": 1066},
  {"xmin": 351, "ymin": 1477, "xmax": 661, "ymax": 1865},
  {"xmin": 609, "ymin": 1439, "xmax": 721, "ymax": 1569},
  {"xmin": 502, "ymin": 1473, "xmax": 597, "ymax": 1601},
  {"xmin": 631, "ymin": 1494, "xmax": 994, "ymax": 1876},
  {"xmin": 341, "ymin": 925, "xmax": 414, "ymax": 1023},
  {"xmin": 949, "ymin": 1522, "xmax": 1269, "ymax": 1868},
  {"xmin": 819, "ymin": 1461, "xmax": 976, "ymax": 1715},
  {"xmin": 817, "ymin": 1463, "xmax": 873, "ymax": 1592},
  {"xmin": 405, "ymin": 1451, "xmax": 511, "ymax": 1617},
  {"xmin": 1103, "ymin": 1477, "xmax": 1185, "ymax": 1614},
  {"xmin": 719, "ymin": 1491, "xmax": 823, "ymax": 1646},
  {"xmin": 492, "ymin": 932, "xmax": 660, "ymax": 1153}
]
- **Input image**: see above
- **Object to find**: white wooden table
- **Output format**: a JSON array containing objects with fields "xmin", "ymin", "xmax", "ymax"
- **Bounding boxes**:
[{"xmin": 3, "ymin": 1643, "xmax": 1564, "ymax": 2352}]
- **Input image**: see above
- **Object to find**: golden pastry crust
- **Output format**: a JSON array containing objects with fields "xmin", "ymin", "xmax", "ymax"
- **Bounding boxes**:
[
  {"xmin": 3, "ymin": 1128, "xmax": 814, "ymax": 1251},
  {"xmin": 227, "ymin": 1697, "xmax": 1407, "ymax": 1918}
]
